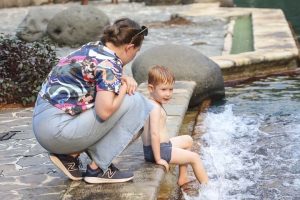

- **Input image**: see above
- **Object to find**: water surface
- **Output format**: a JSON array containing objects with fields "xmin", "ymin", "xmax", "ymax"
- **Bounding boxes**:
[{"xmin": 193, "ymin": 75, "xmax": 300, "ymax": 200}]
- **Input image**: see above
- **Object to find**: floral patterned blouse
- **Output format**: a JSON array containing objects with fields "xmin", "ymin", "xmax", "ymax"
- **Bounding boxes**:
[{"xmin": 39, "ymin": 41, "xmax": 123, "ymax": 115}]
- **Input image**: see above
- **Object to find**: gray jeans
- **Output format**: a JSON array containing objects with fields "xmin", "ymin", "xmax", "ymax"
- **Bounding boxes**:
[{"xmin": 32, "ymin": 93, "xmax": 153, "ymax": 171}]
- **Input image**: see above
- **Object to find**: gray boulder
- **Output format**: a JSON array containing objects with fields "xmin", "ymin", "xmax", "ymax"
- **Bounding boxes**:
[
  {"xmin": 16, "ymin": 7, "xmax": 63, "ymax": 42},
  {"xmin": 47, "ymin": 5, "xmax": 109, "ymax": 46},
  {"xmin": 132, "ymin": 44, "xmax": 225, "ymax": 107}
]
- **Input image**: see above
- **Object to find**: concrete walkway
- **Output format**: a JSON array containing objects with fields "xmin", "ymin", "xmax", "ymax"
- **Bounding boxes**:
[{"xmin": 0, "ymin": 81, "xmax": 196, "ymax": 200}]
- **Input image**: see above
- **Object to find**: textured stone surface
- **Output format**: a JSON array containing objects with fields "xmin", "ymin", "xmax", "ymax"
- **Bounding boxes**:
[
  {"xmin": 132, "ymin": 44, "xmax": 225, "ymax": 107},
  {"xmin": 47, "ymin": 5, "xmax": 109, "ymax": 46}
]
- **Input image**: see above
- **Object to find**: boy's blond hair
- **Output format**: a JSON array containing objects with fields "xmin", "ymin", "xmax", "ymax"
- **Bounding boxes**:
[{"xmin": 148, "ymin": 65, "xmax": 175, "ymax": 86}]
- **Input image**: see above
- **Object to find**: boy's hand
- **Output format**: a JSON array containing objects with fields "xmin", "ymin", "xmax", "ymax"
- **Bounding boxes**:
[
  {"xmin": 156, "ymin": 159, "xmax": 169, "ymax": 172},
  {"xmin": 121, "ymin": 75, "xmax": 137, "ymax": 95}
]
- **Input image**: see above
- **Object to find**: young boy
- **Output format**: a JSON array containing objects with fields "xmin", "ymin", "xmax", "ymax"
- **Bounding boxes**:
[{"xmin": 142, "ymin": 65, "xmax": 209, "ymax": 186}]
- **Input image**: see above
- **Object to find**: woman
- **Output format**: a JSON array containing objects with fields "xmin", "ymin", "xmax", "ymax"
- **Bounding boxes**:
[{"xmin": 32, "ymin": 18, "xmax": 152, "ymax": 184}]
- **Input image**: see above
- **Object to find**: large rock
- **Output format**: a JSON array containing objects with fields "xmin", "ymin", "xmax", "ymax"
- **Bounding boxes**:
[
  {"xmin": 47, "ymin": 5, "xmax": 109, "ymax": 46},
  {"xmin": 16, "ymin": 7, "xmax": 63, "ymax": 42},
  {"xmin": 132, "ymin": 44, "xmax": 225, "ymax": 107}
]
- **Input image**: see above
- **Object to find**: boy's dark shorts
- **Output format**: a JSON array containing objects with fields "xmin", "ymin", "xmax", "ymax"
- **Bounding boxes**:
[{"xmin": 143, "ymin": 141, "xmax": 172, "ymax": 163}]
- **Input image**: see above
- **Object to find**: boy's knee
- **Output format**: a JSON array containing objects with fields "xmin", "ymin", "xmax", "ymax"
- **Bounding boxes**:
[{"xmin": 184, "ymin": 135, "xmax": 193, "ymax": 147}]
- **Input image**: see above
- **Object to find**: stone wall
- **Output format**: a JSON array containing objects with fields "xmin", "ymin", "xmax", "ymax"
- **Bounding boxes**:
[{"xmin": 0, "ymin": 0, "xmax": 73, "ymax": 8}]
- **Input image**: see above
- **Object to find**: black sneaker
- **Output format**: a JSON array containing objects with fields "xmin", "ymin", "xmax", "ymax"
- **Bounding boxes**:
[
  {"xmin": 84, "ymin": 163, "xmax": 134, "ymax": 184},
  {"xmin": 49, "ymin": 153, "xmax": 82, "ymax": 181}
]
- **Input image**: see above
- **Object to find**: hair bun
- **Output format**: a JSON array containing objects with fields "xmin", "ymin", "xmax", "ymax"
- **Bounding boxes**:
[
  {"xmin": 100, "ymin": 18, "xmax": 144, "ymax": 47},
  {"xmin": 112, "ymin": 26, "xmax": 120, "ymax": 35},
  {"xmin": 104, "ymin": 25, "xmax": 119, "ymax": 37}
]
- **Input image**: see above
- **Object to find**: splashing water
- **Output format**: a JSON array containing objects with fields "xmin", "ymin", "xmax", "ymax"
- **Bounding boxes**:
[
  {"xmin": 189, "ymin": 75, "xmax": 300, "ymax": 200},
  {"xmin": 195, "ymin": 105, "xmax": 262, "ymax": 200}
]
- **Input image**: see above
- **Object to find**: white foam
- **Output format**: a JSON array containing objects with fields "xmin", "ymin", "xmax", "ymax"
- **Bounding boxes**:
[{"xmin": 193, "ymin": 105, "xmax": 262, "ymax": 200}]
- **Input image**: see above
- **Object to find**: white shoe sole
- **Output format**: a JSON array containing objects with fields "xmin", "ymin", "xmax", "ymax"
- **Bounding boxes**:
[
  {"xmin": 49, "ymin": 155, "xmax": 82, "ymax": 181},
  {"xmin": 84, "ymin": 176, "xmax": 133, "ymax": 184}
]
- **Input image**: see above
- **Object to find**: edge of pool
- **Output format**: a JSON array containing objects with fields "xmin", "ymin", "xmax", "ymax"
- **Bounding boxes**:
[{"xmin": 181, "ymin": 3, "xmax": 299, "ymax": 84}]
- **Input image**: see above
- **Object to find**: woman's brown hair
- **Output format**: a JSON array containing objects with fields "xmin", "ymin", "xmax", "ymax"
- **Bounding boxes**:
[{"xmin": 100, "ymin": 18, "xmax": 146, "ymax": 47}]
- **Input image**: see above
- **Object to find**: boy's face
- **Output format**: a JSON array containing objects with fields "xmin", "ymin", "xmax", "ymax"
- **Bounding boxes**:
[{"xmin": 149, "ymin": 83, "xmax": 174, "ymax": 104}]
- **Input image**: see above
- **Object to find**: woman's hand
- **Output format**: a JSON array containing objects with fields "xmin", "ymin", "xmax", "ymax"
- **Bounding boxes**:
[
  {"xmin": 156, "ymin": 159, "xmax": 170, "ymax": 172},
  {"xmin": 120, "ymin": 80, "xmax": 128, "ymax": 94},
  {"xmin": 121, "ymin": 75, "xmax": 138, "ymax": 95}
]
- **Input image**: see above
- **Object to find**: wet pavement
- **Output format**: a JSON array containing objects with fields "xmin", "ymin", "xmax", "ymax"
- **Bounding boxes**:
[{"xmin": 0, "ymin": 107, "xmax": 68, "ymax": 199}]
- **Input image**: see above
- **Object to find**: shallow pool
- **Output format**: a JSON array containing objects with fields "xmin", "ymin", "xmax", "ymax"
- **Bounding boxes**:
[{"xmin": 193, "ymin": 74, "xmax": 300, "ymax": 200}]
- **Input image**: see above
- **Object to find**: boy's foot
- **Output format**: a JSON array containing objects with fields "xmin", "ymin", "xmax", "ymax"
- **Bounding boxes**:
[
  {"xmin": 178, "ymin": 179, "xmax": 198, "ymax": 187},
  {"xmin": 179, "ymin": 179, "xmax": 200, "ymax": 196},
  {"xmin": 178, "ymin": 178, "xmax": 197, "ymax": 187},
  {"xmin": 49, "ymin": 153, "xmax": 82, "ymax": 181},
  {"xmin": 84, "ymin": 163, "xmax": 134, "ymax": 184}
]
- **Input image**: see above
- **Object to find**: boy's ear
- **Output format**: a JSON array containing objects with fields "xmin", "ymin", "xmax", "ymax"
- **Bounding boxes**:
[{"xmin": 148, "ymin": 84, "xmax": 154, "ymax": 92}]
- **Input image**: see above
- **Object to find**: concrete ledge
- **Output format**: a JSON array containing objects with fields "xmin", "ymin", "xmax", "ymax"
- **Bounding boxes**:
[
  {"xmin": 180, "ymin": 3, "xmax": 299, "ymax": 82},
  {"xmin": 63, "ymin": 81, "xmax": 196, "ymax": 200},
  {"xmin": 211, "ymin": 50, "xmax": 298, "ymax": 82}
]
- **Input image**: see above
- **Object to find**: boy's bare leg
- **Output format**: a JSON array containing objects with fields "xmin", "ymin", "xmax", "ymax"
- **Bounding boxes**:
[
  {"xmin": 177, "ymin": 164, "xmax": 189, "ymax": 186},
  {"xmin": 170, "ymin": 135, "xmax": 193, "ymax": 186},
  {"xmin": 170, "ymin": 148, "xmax": 209, "ymax": 184},
  {"xmin": 170, "ymin": 135, "xmax": 193, "ymax": 149}
]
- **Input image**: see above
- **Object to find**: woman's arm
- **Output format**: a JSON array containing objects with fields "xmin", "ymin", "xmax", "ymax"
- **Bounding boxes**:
[{"xmin": 94, "ymin": 82, "xmax": 127, "ymax": 120}]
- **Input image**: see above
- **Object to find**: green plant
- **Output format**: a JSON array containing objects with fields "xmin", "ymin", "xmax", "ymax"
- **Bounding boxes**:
[{"xmin": 0, "ymin": 34, "xmax": 58, "ymax": 106}]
